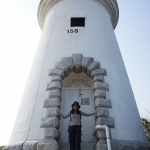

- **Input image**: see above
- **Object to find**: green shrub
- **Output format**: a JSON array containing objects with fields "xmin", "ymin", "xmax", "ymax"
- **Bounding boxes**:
[
  {"xmin": 142, "ymin": 117, "xmax": 150, "ymax": 143},
  {"xmin": 0, "ymin": 146, "xmax": 6, "ymax": 150}
]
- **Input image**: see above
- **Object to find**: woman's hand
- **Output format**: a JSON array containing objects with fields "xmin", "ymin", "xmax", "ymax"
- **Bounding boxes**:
[
  {"xmin": 57, "ymin": 107, "xmax": 60, "ymax": 113},
  {"xmin": 94, "ymin": 108, "xmax": 98, "ymax": 114}
]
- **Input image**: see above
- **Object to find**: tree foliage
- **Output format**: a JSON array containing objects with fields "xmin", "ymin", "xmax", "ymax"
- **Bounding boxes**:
[
  {"xmin": 142, "ymin": 118, "xmax": 150, "ymax": 143},
  {"xmin": 0, "ymin": 146, "xmax": 6, "ymax": 150}
]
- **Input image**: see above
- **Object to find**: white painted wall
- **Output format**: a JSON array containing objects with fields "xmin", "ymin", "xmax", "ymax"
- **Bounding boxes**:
[{"xmin": 9, "ymin": 0, "xmax": 148, "ymax": 144}]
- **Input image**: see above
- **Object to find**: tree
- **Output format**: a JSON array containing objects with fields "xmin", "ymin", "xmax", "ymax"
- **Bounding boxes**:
[
  {"xmin": 0, "ymin": 146, "xmax": 6, "ymax": 150},
  {"xmin": 142, "ymin": 117, "xmax": 150, "ymax": 143}
]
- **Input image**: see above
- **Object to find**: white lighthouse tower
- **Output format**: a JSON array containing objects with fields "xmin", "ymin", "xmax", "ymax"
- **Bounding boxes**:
[{"xmin": 5, "ymin": 0, "xmax": 149, "ymax": 150}]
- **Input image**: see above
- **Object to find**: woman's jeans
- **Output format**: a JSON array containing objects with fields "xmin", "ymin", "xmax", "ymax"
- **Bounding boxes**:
[{"xmin": 68, "ymin": 125, "xmax": 81, "ymax": 150}]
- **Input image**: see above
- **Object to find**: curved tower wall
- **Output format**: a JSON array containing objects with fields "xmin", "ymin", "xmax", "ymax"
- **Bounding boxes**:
[{"xmin": 8, "ymin": 0, "xmax": 148, "ymax": 148}]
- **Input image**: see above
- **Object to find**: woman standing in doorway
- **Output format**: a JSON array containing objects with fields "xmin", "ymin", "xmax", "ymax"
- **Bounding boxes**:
[{"xmin": 57, "ymin": 101, "xmax": 98, "ymax": 150}]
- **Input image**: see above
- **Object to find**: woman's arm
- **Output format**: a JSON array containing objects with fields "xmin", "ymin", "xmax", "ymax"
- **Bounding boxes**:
[
  {"xmin": 59, "ymin": 112, "xmax": 70, "ymax": 119},
  {"xmin": 80, "ymin": 109, "xmax": 98, "ymax": 117},
  {"xmin": 57, "ymin": 108, "xmax": 70, "ymax": 119}
]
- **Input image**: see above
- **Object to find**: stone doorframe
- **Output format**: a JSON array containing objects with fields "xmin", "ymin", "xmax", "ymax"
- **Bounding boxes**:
[{"xmin": 40, "ymin": 54, "xmax": 114, "ymax": 149}]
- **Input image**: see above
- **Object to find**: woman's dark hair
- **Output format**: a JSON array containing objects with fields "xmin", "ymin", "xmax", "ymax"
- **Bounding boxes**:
[{"xmin": 70, "ymin": 107, "xmax": 80, "ymax": 114}]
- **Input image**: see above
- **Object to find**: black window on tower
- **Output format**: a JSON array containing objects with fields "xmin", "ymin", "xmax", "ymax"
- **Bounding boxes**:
[{"xmin": 71, "ymin": 17, "xmax": 85, "ymax": 27}]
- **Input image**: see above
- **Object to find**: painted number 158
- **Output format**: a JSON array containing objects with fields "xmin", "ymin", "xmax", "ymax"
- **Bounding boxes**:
[{"xmin": 67, "ymin": 29, "xmax": 78, "ymax": 33}]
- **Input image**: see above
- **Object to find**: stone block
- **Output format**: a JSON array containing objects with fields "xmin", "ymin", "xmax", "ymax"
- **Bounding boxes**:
[
  {"xmin": 49, "ymin": 89, "xmax": 60, "ymax": 98},
  {"xmin": 3, "ymin": 142, "xmax": 23, "ymax": 150},
  {"xmin": 146, "ymin": 146, "xmax": 150, "ymax": 150},
  {"xmin": 48, "ymin": 69, "xmax": 64, "ymax": 78},
  {"xmin": 95, "ymin": 90, "xmax": 106, "ymax": 98},
  {"xmin": 97, "ymin": 108, "xmax": 109, "ymax": 117},
  {"xmin": 82, "ymin": 57, "xmax": 94, "ymax": 73},
  {"xmin": 95, "ymin": 141, "xmax": 107, "ymax": 150},
  {"xmin": 96, "ymin": 118, "xmax": 114, "ymax": 128},
  {"xmin": 117, "ymin": 141, "xmax": 132, "ymax": 150},
  {"xmin": 46, "ymin": 108, "xmax": 59, "ymax": 117},
  {"xmin": 55, "ymin": 61, "xmax": 68, "ymax": 71},
  {"xmin": 94, "ymin": 82, "xmax": 109, "ymax": 91},
  {"xmin": 93, "ymin": 76, "xmax": 104, "ymax": 82},
  {"xmin": 72, "ymin": 54, "xmax": 83, "ymax": 64},
  {"xmin": 51, "ymin": 76, "xmax": 62, "ymax": 82},
  {"xmin": 87, "ymin": 61, "xmax": 100, "ymax": 76},
  {"xmin": 46, "ymin": 81, "xmax": 61, "ymax": 90},
  {"xmin": 96, "ymin": 129, "xmax": 106, "ymax": 140},
  {"xmin": 132, "ymin": 144, "xmax": 148, "ymax": 150},
  {"xmin": 91, "ymin": 68, "xmax": 106, "ymax": 78},
  {"xmin": 111, "ymin": 141, "xmax": 117, "ymax": 150},
  {"xmin": 37, "ymin": 140, "xmax": 60, "ymax": 150},
  {"xmin": 45, "ymin": 128, "xmax": 60, "ymax": 140},
  {"xmin": 132, "ymin": 143, "xmax": 141, "ymax": 150},
  {"xmin": 95, "ymin": 98, "xmax": 112, "ymax": 108},
  {"xmin": 61, "ymin": 57, "xmax": 73, "ymax": 72},
  {"xmin": 43, "ymin": 98, "xmax": 60, "ymax": 108},
  {"xmin": 72, "ymin": 54, "xmax": 83, "ymax": 73},
  {"xmin": 55, "ymin": 61, "xmax": 68, "ymax": 77},
  {"xmin": 23, "ymin": 141, "xmax": 38, "ymax": 150},
  {"xmin": 40, "ymin": 117, "xmax": 59, "ymax": 128}
]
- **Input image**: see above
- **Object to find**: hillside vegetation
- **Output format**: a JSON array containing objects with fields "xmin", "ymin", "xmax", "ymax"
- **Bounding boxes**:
[{"xmin": 0, "ymin": 146, "xmax": 6, "ymax": 150}]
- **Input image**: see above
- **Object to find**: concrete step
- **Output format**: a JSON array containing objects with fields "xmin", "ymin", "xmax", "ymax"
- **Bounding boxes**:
[{"xmin": 61, "ymin": 143, "xmax": 95, "ymax": 150}]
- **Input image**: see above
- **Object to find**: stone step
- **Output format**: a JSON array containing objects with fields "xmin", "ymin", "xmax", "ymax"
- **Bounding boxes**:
[
  {"xmin": 61, "ymin": 142, "xmax": 95, "ymax": 150},
  {"xmin": 62, "ymin": 149, "xmax": 94, "ymax": 150}
]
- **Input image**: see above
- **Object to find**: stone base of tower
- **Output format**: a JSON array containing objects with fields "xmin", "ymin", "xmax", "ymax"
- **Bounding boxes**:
[
  {"xmin": 60, "ymin": 142, "xmax": 95, "ymax": 150},
  {"xmin": 110, "ymin": 140, "xmax": 150, "ymax": 150},
  {"xmin": 7, "ymin": 54, "xmax": 150, "ymax": 150},
  {"xmin": 3, "ymin": 140, "xmax": 150, "ymax": 150}
]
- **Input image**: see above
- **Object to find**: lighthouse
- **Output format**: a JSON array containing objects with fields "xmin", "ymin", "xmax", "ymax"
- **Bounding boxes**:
[{"xmin": 4, "ymin": 0, "xmax": 150, "ymax": 150}]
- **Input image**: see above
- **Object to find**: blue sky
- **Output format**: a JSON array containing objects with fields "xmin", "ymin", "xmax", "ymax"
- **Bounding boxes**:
[{"xmin": 0, "ymin": 0, "xmax": 149, "ymax": 145}]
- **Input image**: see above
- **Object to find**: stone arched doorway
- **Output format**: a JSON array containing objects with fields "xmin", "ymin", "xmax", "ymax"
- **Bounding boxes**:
[{"xmin": 40, "ymin": 54, "xmax": 112, "ymax": 149}]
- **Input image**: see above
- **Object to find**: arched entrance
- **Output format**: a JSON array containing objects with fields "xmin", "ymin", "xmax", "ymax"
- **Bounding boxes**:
[
  {"xmin": 60, "ymin": 73, "xmax": 95, "ymax": 143},
  {"xmin": 40, "ymin": 54, "xmax": 113, "ymax": 149}
]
